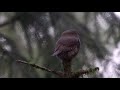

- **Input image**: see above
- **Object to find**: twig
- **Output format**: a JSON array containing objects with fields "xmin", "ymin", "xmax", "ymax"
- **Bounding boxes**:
[
  {"xmin": 16, "ymin": 60, "xmax": 64, "ymax": 77},
  {"xmin": 16, "ymin": 60, "xmax": 99, "ymax": 78},
  {"xmin": 71, "ymin": 67, "xmax": 99, "ymax": 78}
]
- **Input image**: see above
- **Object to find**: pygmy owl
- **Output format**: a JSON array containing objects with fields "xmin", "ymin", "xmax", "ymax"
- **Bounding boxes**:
[{"xmin": 52, "ymin": 30, "xmax": 80, "ymax": 61}]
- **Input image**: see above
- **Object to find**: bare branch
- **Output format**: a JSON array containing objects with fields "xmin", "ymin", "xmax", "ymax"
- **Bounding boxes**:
[{"xmin": 16, "ymin": 60, "xmax": 64, "ymax": 77}]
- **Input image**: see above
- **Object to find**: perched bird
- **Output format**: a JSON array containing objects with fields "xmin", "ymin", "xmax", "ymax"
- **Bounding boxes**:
[{"xmin": 52, "ymin": 30, "xmax": 80, "ymax": 62}]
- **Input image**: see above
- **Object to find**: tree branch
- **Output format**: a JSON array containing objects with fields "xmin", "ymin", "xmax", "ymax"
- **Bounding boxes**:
[
  {"xmin": 62, "ymin": 60, "xmax": 72, "ymax": 78},
  {"xmin": 16, "ymin": 60, "xmax": 99, "ymax": 78},
  {"xmin": 0, "ymin": 45, "xmax": 99, "ymax": 78},
  {"xmin": 71, "ymin": 67, "xmax": 99, "ymax": 78},
  {"xmin": 16, "ymin": 60, "xmax": 64, "ymax": 77}
]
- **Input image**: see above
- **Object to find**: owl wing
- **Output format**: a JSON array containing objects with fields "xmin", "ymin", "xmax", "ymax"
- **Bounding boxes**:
[{"xmin": 52, "ymin": 37, "xmax": 80, "ymax": 56}]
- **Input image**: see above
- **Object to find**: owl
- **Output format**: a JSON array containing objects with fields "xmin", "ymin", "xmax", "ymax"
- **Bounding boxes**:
[{"xmin": 52, "ymin": 30, "xmax": 80, "ymax": 61}]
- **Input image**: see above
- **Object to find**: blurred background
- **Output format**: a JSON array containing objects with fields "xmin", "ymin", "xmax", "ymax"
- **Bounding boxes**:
[{"xmin": 0, "ymin": 12, "xmax": 120, "ymax": 78}]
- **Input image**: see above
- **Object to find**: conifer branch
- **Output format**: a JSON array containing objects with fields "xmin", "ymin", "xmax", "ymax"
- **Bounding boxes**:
[
  {"xmin": 71, "ymin": 67, "xmax": 99, "ymax": 78},
  {"xmin": 16, "ymin": 60, "xmax": 64, "ymax": 77}
]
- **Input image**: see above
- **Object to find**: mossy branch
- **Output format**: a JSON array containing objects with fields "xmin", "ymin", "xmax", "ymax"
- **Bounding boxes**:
[
  {"xmin": 16, "ymin": 60, "xmax": 99, "ymax": 78},
  {"xmin": 71, "ymin": 67, "xmax": 99, "ymax": 78},
  {"xmin": 16, "ymin": 60, "xmax": 64, "ymax": 77}
]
